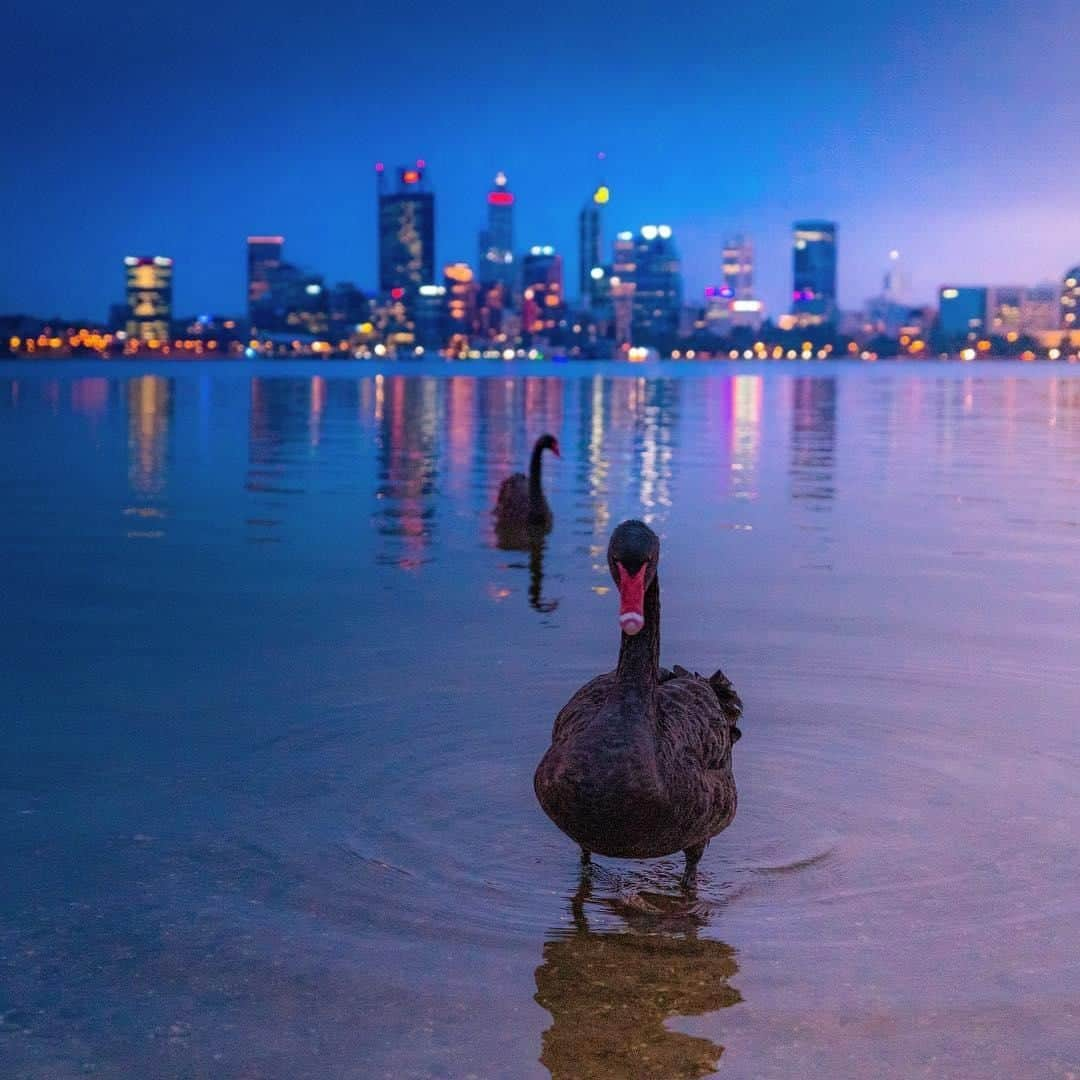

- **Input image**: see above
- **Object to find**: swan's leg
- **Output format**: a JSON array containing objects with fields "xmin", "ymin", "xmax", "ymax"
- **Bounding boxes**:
[{"xmin": 681, "ymin": 842, "xmax": 706, "ymax": 888}]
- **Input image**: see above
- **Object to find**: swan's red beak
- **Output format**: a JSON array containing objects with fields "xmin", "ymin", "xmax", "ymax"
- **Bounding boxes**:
[
  {"xmin": 616, "ymin": 562, "xmax": 648, "ymax": 635},
  {"xmin": 551, "ymin": 440, "xmax": 561, "ymax": 458}
]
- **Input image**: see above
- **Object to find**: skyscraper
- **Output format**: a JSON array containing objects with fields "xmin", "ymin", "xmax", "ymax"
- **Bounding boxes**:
[
  {"xmin": 124, "ymin": 256, "xmax": 173, "ymax": 341},
  {"xmin": 579, "ymin": 183, "xmax": 610, "ymax": 311},
  {"xmin": 610, "ymin": 231, "xmax": 636, "ymax": 346},
  {"xmin": 377, "ymin": 161, "xmax": 435, "ymax": 300},
  {"xmin": 937, "ymin": 286, "xmax": 987, "ymax": 338},
  {"xmin": 521, "ymin": 246, "xmax": 564, "ymax": 340},
  {"xmin": 247, "ymin": 236, "xmax": 284, "ymax": 322},
  {"xmin": 631, "ymin": 225, "xmax": 682, "ymax": 343},
  {"xmin": 477, "ymin": 172, "xmax": 514, "ymax": 295},
  {"xmin": 721, "ymin": 234, "xmax": 753, "ymax": 299},
  {"xmin": 791, "ymin": 221, "xmax": 837, "ymax": 327},
  {"xmin": 1061, "ymin": 267, "xmax": 1080, "ymax": 329}
]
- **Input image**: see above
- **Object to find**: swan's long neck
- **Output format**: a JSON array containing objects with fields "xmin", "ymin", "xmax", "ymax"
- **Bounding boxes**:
[
  {"xmin": 615, "ymin": 575, "xmax": 660, "ymax": 696},
  {"xmin": 528, "ymin": 441, "xmax": 546, "ymax": 509}
]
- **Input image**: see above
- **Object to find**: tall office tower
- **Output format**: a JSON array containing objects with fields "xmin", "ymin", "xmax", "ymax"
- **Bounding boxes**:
[
  {"xmin": 610, "ymin": 231, "xmax": 637, "ymax": 345},
  {"xmin": 124, "ymin": 256, "xmax": 173, "ymax": 341},
  {"xmin": 377, "ymin": 161, "xmax": 435, "ymax": 301},
  {"xmin": 477, "ymin": 172, "xmax": 515, "ymax": 296},
  {"xmin": 722, "ymin": 234, "xmax": 754, "ymax": 299},
  {"xmin": 247, "ymin": 236, "xmax": 284, "ymax": 322},
  {"xmin": 631, "ymin": 225, "xmax": 682, "ymax": 342},
  {"xmin": 937, "ymin": 286, "xmax": 987, "ymax": 338},
  {"xmin": 521, "ymin": 246, "xmax": 564, "ymax": 339},
  {"xmin": 443, "ymin": 263, "xmax": 479, "ymax": 338},
  {"xmin": 1061, "ymin": 266, "xmax": 1080, "ymax": 329},
  {"xmin": 791, "ymin": 221, "xmax": 837, "ymax": 326},
  {"xmin": 579, "ymin": 182, "xmax": 610, "ymax": 310}
]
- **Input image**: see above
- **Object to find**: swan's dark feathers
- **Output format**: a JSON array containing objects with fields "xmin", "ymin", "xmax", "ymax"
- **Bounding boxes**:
[
  {"xmin": 494, "ymin": 473, "xmax": 529, "ymax": 518},
  {"xmin": 537, "ymin": 666, "xmax": 741, "ymax": 860}
]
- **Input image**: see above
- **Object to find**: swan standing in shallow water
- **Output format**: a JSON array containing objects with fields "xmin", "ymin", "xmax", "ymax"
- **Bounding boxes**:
[
  {"xmin": 493, "ymin": 433, "xmax": 560, "ymax": 548},
  {"xmin": 534, "ymin": 520, "xmax": 743, "ymax": 884}
]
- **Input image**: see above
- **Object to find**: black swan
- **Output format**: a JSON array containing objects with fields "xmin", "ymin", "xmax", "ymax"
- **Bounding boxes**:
[
  {"xmin": 534, "ymin": 519, "xmax": 743, "ymax": 883},
  {"xmin": 493, "ymin": 433, "xmax": 560, "ymax": 548}
]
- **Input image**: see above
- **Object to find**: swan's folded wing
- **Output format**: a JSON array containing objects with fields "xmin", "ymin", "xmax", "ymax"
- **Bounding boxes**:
[
  {"xmin": 550, "ymin": 673, "xmax": 615, "ymax": 741},
  {"xmin": 494, "ymin": 473, "xmax": 528, "ymax": 515}
]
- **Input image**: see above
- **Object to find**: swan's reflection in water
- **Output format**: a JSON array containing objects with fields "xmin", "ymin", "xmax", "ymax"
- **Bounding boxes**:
[
  {"xmin": 535, "ymin": 878, "xmax": 741, "ymax": 1079},
  {"xmin": 494, "ymin": 522, "xmax": 559, "ymax": 613}
]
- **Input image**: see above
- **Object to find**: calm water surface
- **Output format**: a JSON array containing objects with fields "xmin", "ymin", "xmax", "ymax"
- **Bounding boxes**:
[{"xmin": 1, "ymin": 362, "xmax": 1078, "ymax": 1079}]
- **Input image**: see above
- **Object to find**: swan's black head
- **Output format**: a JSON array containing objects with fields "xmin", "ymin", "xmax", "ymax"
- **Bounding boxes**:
[
  {"xmin": 607, "ymin": 520, "xmax": 659, "ymax": 636},
  {"xmin": 536, "ymin": 432, "xmax": 561, "ymax": 458}
]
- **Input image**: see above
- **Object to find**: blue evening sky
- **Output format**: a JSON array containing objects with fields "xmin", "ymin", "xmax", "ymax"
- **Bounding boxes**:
[{"xmin": 3, "ymin": 0, "xmax": 1079, "ymax": 322}]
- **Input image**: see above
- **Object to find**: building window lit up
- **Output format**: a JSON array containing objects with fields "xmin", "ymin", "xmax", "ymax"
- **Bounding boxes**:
[
  {"xmin": 1061, "ymin": 266, "xmax": 1080, "ymax": 328},
  {"xmin": 377, "ymin": 161, "xmax": 435, "ymax": 304},
  {"xmin": 791, "ymin": 221, "xmax": 837, "ymax": 327},
  {"xmin": 124, "ymin": 256, "xmax": 173, "ymax": 341}
]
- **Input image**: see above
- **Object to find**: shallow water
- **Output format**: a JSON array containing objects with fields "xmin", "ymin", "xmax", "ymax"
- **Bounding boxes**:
[{"xmin": 1, "ymin": 361, "xmax": 1078, "ymax": 1079}]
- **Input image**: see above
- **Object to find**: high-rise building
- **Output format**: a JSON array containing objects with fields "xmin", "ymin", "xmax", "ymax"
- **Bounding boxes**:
[
  {"xmin": 477, "ymin": 172, "xmax": 514, "ymax": 296},
  {"xmin": 985, "ymin": 286, "xmax": 1026, "ymax": 337},
  {"xmin": 630, "ymin": 225, "xmax": 682, "ymax": 343},
  {"xmin": 124, "ymin": 256, "xmax": 173, "ymax": 341},
  {"xmin": 610, "ymin": 231, "xmax": 636, "ymax": 346},
  {"xmin": 247, "ymin": 236, "xmax": 284, "ymax": 322},
  {"xmin": 444, "ymin": 263, "xmax": 479, "ymax": 337},
  {"xmin": 377, "ymin": 161, "xmax": 435, "ymax": 300},
  {"xmin": 521, "ymin": 246, "xmax": 564, "ymax": 340},
  {"xmin": 1061, "ymin": 267, "xmax": 1080, "ymax": 329},
  {"xmin": 722, "ymin": 234, "xmax": 754, "ymax": 299},
  {"xmin": 937, "ymin": 286, "xmax": 987, "ymax": 338},
  {"xmin": 579, "ymin": 183, "xmax": 610, "ymax": 311},
  {"xmin": 791, "ymin": 221, "xmax": 837, "ymax": 326},
  {"xmin": 1018, "ymin": 285, "xmax": 1060, "ymax": 334}
]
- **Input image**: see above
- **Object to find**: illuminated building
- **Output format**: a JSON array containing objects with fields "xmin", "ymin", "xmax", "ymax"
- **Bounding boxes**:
[
  {"xmin": 330, "ymin": 282, "xmax": 371, "ymax": 330},
  {"xmin": 521, "ymin": 246, "xmax": 564, "ymax": 340},
  {"xmin": 985, "ymin": 286, "xmax": 1025, "ymax": 337},
  {"xmin": 866, "ymin": 250, "xmax": 913, "ymax": 337},
  {"xmin": 1060, "ymin": 267, "xmax": 1080, "ymax": 328},
  {"xmin": 579, "ymin": 183, "xmax": 610, "ymax": 311},
  {"xmin": 477, "ymin": 172, "xmax": 514, "ymax": 295},
  {"xmin": 610, "ymin": 231, "xmax": 637, "ymax": 345},
  {"xmin": 704, "ymin": 287, "xmax": 764, "ymax": 333},
  {"xmin": 414, "ymin": 284, "xmax": 447, "ymax": 349},
  {"xmin": 377, "ymin": 161, "xmax": 435, "ymax": 302},
  {"xmin": 444, "ymin": 263, "xmax": 479, "ymax": 338},
  {"xmin": 630, "ymin": 226, "xmax": 682, "ymax": 343},
  {"xmin": 247, "ymin": 236, "xmax": 284, "ymax": 322},
  {"xmin": 937, "ymin": 286, "xmax": 987, "ymax": 338},
  {"xmin": 124, "ymin": 256, "xmax": 173, "ymax": 341},
  {"xmin": 722, "ymin": 234, "xmax": 754, "ymax": 299},
  {"xmin": 791, "ymin": 221, "xmax": 837, "ymax": 327},
  {"xmin": 1019, "ymin": 284, "xmax": 1060, "ymax": 333}
]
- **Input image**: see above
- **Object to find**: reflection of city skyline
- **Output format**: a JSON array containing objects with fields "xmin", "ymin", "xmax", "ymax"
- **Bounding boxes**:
[
  {"xmin": 126, "ymin": 375, "xmax": 171, "ymax": 496},
  {"xmin": 789, "ymin": 377, "xmax": 837, "ymax": 505},
  {"xmin": 11, "ymin": 370, "xmax": 1080, "ymax": 570}
]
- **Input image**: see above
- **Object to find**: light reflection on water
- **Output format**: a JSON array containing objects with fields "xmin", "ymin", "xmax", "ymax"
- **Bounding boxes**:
[{"xmin": 1, "ymin": 362, "xmax": 1079, "ymax": 1079}]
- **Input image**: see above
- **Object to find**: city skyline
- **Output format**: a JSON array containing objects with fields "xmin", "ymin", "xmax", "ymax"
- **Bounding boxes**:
[{"xmin": 3, "ymin": 1, "xmax": 1079, "ymax": 322}]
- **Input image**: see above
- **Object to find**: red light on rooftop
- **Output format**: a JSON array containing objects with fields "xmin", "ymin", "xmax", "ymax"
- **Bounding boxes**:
[
  {"xmin": 416, "ymin": 159, "xmax": 426, "ymax": 168},
  {"xmin": 375, "ymin": 162, "xmax": 385, "ymax": 172},
  {"xmin": 248, "ymin": 235, "xmax": 284, "ymax": 244},
  {"xmin": 391, "ymin": 287, "xmax": 405, "ymax": 299},
  {"xmin": 488, "ymin": 191, "xmax": 514, "ymax": 206},
  {"xmin": 402, "ymin": 170, "xmax": 421, "ymax": 184}
]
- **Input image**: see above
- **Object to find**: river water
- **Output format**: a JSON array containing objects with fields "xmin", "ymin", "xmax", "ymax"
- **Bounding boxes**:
[{"xmin": 1, "ymin": 361, "xmax": 1078, "ymax": 1079}]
